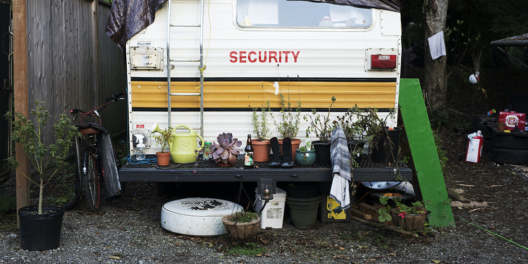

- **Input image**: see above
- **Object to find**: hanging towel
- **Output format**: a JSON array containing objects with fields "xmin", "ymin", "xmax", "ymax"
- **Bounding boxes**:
[
  {"xmin": 427, "ymin": 31, "xmax": 447, "ymax": 60},
  {"xmin": 329, "ymin": 126, "xmax": 351, "ymax": 209}
]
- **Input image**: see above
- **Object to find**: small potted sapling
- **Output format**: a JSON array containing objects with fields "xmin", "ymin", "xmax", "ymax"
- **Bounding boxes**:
[
  {"xmin": 5, "ymin": 101, "xmax": 79, "ymax": 251},
  {"xmin": 378, "ymin": 196, "xmax": 428, "ymax": 231},
  {"xmin": 251, "ymin": 102, "xmax": 272, "ymax": 162},
  {"xmin": 150, "ymin": 125, "xmax": 173, "ymax": 166},
  {"xmin": 222, "ymin": 211, "xmax": 260, "ymax": 240},
  {"xmin": 304, "ymin": 96, "xmax": 336, "ymax": 166},
  {"xmin": 271, "ymin": 93, "xmax": 302, "ymax": 160},
  {"xmin": 295, "ymin": 139, "xmax": 316, "ymax": 166}
]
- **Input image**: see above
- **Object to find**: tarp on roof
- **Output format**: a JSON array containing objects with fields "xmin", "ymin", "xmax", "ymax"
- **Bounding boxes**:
[
  {"xmin": 106, "ymin": 0, "xmax": 168, "ymax": 50},
  {"xmin": 490, "ymin": 33, "xmax": 528, "ymax": 46},
  {"xmin": 105, "ymin": 0, "xmax": 400, "ymax": 49}
]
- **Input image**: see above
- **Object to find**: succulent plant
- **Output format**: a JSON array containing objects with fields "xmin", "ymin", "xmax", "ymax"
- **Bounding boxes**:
[{"xmin": 210, "ymin": 133, "xmax": 243, "ymax": 164}]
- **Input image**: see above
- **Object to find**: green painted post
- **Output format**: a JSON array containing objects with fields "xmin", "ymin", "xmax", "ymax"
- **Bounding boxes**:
[{"xmin": 399, "ymin": 79, "xmax": 455, "ymax": 228}]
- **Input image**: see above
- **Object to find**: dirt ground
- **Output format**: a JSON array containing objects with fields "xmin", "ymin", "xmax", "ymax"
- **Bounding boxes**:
[{"xmin": 1, "ymin": 127, "xmax": 528, "ymax": 263}]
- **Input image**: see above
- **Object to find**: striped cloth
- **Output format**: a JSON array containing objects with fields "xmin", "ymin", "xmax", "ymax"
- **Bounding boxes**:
[{"xmin": 329, "ymin": 126, "xmax": 351, "ymax": 209}]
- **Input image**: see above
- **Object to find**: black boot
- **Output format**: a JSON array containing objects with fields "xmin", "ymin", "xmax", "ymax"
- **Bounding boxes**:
[
  {"xmin": 268, "ymin": 137, "xmax": 282, "ymax": 167},
  {"xmin": 281, "ymin": 137, "xmax": 294, "ymax": 168}
]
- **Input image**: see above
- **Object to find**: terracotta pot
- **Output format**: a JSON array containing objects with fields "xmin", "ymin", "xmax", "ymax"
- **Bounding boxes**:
[
  {"xmin": 252, "ymin": 139, "xmax": 271, "ymax": 162},
  {"xmin": 278, "ymin": 138, "xmax": 302, "ymax": 161},
  {"xmin": 391, "ymin": 211, "xmax": 427, "ymax": 231},
  {"xmin": 156, "ymin": 152, "xmax": 171, "ymax": 166},
  {"xmin": 222, "ymin": 213, "xmax": 260, "ymax": 240}
]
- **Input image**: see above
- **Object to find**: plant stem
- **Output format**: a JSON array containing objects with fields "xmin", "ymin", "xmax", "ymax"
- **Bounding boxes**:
[{"xmin": 39, "ymin": 176, "xmax": 44, "ymax": 215}]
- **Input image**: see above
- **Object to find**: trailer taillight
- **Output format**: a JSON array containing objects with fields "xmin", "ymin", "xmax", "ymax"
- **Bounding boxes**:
[{"xmin": 371, "ymin": 55, "xmax": 397, "ymax": 69}]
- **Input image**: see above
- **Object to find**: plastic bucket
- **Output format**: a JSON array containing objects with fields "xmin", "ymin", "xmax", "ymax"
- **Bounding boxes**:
[
  {"xmin": 19, "ymin": 206, "xmax": 64, "ymax": 251},
  {"xmin": 286, "ymin": 196, "xmax": 320, "ymax": 229}
]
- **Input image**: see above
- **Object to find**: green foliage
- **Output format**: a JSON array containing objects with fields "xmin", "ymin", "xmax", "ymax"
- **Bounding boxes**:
[
  {"xmin": 225, "ymin": 242, "xmax": 267, "ymax": 256},
  {"xmin": 429, "ymin": 108, "xmax": 450, "ymax": 128},
  {"xmin": 272, "ymin": 94, "xmax": 301, "ymax": 139},
  {"xmin": 231, "ymin": 212, "xmax": 258, "ymax": 223},
  {"xmin": 304, "ymin": 96, "xmax": 336, "ymax": 142},
  {"xmin": 252, "ymin": 102, "xmax": 271, "ymax": 141},
  {"xmin": 0, "ymin": 190, "xmax": 16, "ymax": 213},
  {"xmin": 378, "ymin": 197, "xmax": 427, "ymax": 223},
  {"xmin": 433, "ymin": 130, "xmax": 449, "ymax": 178},
  {"xmin": 150, "ymin": 127, "xmax": 173, "ymax": 153},
  {"xmin": 5, "ymin": 101, "xmax": 79, "ymax": 214}
]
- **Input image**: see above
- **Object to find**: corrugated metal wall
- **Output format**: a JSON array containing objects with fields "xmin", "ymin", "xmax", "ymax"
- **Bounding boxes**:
[{"xmin": 26, "ymin": 0, "xmax": 126, "ymax": 145}]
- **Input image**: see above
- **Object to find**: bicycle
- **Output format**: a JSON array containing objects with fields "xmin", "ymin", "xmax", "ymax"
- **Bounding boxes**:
[{"xmin": 62, "ymin": 92, "xmax": 126, "ymax": 211}]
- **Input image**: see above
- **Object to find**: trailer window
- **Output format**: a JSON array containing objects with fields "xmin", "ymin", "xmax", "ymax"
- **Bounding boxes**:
[{"xmin": 236, "ymin": 0, "xmax": 372, "ymax": 28}]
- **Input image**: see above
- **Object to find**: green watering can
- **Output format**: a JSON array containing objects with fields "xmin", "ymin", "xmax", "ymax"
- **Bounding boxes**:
[{"xmin": 169, "ymin": 125, "xmax": 204, "ymax": 163}]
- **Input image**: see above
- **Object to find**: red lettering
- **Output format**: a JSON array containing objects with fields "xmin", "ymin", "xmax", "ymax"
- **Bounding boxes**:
[
  {"xmin": 248, "ymin": 51, "xmax": 257, "ymax": 63},
  {"xmin": 292, "ymin": 51, "xmax": 300, "ymax": 63},
  {"xmin": 259, "ymin": 51, "xmax": 267, "ymax": 62},
  {"xmin": 283, "ymin": 51, "xmax": 290, "ymax": 62},
  {"xmin": 230, "ymin": 51, "xmax": 238, "ymax": 63},
  {"xmin": 279, "ymin": 51, "xmax": 282, "ymax": 63},
  {"xmin": 239, "ymin": 51, "xmax": 247, "ymax": 63},
  {"xmin": 269, "ymin": 51, "xmax": 278, "ymax": 63}
]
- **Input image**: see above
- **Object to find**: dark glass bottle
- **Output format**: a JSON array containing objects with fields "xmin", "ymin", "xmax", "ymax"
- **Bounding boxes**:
[{"xmin": 244, "ymin": 134, "xmax": 254, "ymax": 168}]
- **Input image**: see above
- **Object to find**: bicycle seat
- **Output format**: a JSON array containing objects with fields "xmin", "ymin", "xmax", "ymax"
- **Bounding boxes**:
[{"xmin": 76, "ymin": 122, "xmax": 109, "ymax": 135}]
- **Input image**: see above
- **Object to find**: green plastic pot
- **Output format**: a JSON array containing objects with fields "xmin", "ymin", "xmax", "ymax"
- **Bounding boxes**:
[
  {"xmin": 287, "ymin": 196, "xmax": 320, "ymax": 229},
  {"xmin": 295, "ymin": 149, "xmax": 316, "ymax": 166}
]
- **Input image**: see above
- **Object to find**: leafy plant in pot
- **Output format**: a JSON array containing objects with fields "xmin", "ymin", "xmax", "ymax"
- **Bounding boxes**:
[
  {"xmin": 150, "ymin": 125, "xmax": 173, "ymax": 166},
  {"xmin": 210, "ymin": 133, "xmax": 243, "ymax": 166},
  {"xmin": 304, "ymin": 96, "xmax": 336, "ymax": 166},
  {"xmin": 5, "ymin": 101, "xmax": 79, "ymax": 251},
  {"xmin": 378, "ymin": 196, "xmax": 427, "ymax": 231},
  {"xmin": 333, "ymin": 104, "xmax": 369, "ymax": 166},
  {"xmin": 222, "ymin": 211, "xmax": 260, "ymax": 240},
  {"xmin": 271, "ymin": 93, "xmax": 302, "ymax": 160},
  {"xmin": 251, "ymin": 102, "xmax": 272, "ymax": 162},
  {"xmin": 367, "ymin": 108, "xmax": 401, "ymax": 163},
  {"xmin": 295, "ymin": 140, "xmax": 316, "ymax": 166}
]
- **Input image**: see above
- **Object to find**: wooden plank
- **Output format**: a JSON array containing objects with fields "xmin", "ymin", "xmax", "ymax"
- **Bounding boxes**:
[
  {"xmin": 350, "ymin": 208, "xmax": 372, "ymax": 220},
  {"xmin": 399, "ymin": 79, "xmax": 455, "ymax": 227},
  {"xmin": 13, "ymin": 0, "xmax": 30, "ymax": 227}
]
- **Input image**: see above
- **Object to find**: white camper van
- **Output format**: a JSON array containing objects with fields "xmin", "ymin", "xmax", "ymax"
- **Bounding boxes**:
[{"xmin": 126, "ymin": 0, "xmax": 401, "ymax": 155}]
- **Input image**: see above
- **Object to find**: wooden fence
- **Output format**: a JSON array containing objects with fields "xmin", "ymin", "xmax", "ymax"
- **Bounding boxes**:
[{"xmin": 26, "ymin": 0, "xmax": 126, "ymax": 144}]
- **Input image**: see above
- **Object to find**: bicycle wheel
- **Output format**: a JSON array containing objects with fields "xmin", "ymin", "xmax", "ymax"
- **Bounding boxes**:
[
  {"xmin": 83, "ymin": 150, "xmax": 102, "ymax": 211},
  {"xmin": 62, "ymin": 137, "xmax": 83, "ymax": 211}
]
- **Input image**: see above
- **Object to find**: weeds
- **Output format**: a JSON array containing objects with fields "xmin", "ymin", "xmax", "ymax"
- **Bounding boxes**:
[
  {"xmin": 225, "ymin": 242, "xmax": 267, "ymax": 256},
  {"xmin": 433, "ymin": 130, "xmax": 449, "ymax": 179}
]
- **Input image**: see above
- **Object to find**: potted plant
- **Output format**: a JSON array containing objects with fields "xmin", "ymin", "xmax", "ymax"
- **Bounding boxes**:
[
  {"xmin": 150, "ymin": 126, "xmax": 173, "ymax": 166},
  {"xmin": 210, "ymin": 133, "xmax": 243, "ymax": 166},
  {"xmin": 366, "ymin": 108, "xmax": 401, "ymax": 163},
  {"xmin": 251, "ymin": 103, "xmax": 272, "ymax": 162},
  {"xmin": 295, "ymin": 140, "xmax": 316, "ymax": 166},
  {"xmin": 222, "ymin": 211, "xmax": 260, "ymax": 240},
  {"xmin": 5, "ymin": 101, "xmax": 78, "ymax": 251},
  {"xmin": 271, "ymin": 93, "xmax": 302, "ymax": 160},
  {"xmin": 378, "ymin": 196, "xmax": 427, "ymax": 231},
  {"xmin": 333, "ymin": 104, "xmax": 368, "ymax": 165},
  {"xmin": 304, "ymin": 96, "xmax": 336, "ymax": 166}
]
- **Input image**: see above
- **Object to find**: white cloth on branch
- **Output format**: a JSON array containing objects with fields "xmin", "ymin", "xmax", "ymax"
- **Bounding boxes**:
[{"xmin": 428, "ymin": 31, "xmax": 446, "ymax": 60}]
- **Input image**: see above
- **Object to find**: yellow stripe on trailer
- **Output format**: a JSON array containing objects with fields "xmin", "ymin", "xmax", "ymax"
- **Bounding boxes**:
[{"xmin": 131, "ymin": 81, "xmax": 396, "ymax": 109}]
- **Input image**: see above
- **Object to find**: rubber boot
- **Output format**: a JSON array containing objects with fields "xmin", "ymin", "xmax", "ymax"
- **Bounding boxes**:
[
  {"xmin": 281, "ymin": 137, "xmax": 294, "ymax": 168},
  {"xmin": 268, "ymin": 137, "xmax": 282, "ymax": 167}
]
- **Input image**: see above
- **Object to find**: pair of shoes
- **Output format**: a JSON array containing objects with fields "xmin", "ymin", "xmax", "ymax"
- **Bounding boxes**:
[{"xmin": 268, "ymin": 137, "xmax": 294, "ymax": 168}]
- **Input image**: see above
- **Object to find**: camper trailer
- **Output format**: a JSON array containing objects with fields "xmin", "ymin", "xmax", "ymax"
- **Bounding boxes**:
[{"xmin": 126, "ymin": 0, "xmax": 402, "ymax": 155}]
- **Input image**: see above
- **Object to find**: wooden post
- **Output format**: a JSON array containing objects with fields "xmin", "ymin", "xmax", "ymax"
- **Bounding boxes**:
[
  {"xmin": 91, "ymin": 0, "xmax": 99, "ymax": 106},
  {"xmin": 12, "ymin": 0, "xmax": 30, "ymax": 228}
]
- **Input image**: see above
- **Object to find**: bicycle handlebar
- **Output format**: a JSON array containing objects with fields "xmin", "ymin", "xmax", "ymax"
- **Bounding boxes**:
[{"xmin": 71, "ymin": 91, "xmax": 125, "ymax": 120}]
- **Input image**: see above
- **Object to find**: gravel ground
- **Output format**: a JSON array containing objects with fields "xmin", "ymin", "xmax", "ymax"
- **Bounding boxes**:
[{"xmin": 1, "ymin": 130, "xmax": 528, "ymax": 263}]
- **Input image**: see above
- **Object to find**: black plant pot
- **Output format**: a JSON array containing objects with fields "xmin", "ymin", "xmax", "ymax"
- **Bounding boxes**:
[
  {"xmin": 371, "ymin": 127, "xmax": 402, "ymax": 163},
  {"xmin": 313, "ymin": 141, "xmax": 331, "ymax": 166},
  {"xmin": 347, "ymin": 140, "xmax": 365, "ymax": 164},
  {"xmin": 19, "ymin": 205, "xmax": 65, "ymax": 251}
]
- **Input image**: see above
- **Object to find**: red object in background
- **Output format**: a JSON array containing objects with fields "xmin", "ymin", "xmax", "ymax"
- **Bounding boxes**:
[
  {"xmin": 465, "ymin": 133, "xmax": 484, "ymax": 163},
  {"xmin": 499, "ymin": 111, "xmax": 526, "ymax": 130},
  {"xmin": 371, "ymin": 55, "xmax": 397, "ymax": 69}
]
